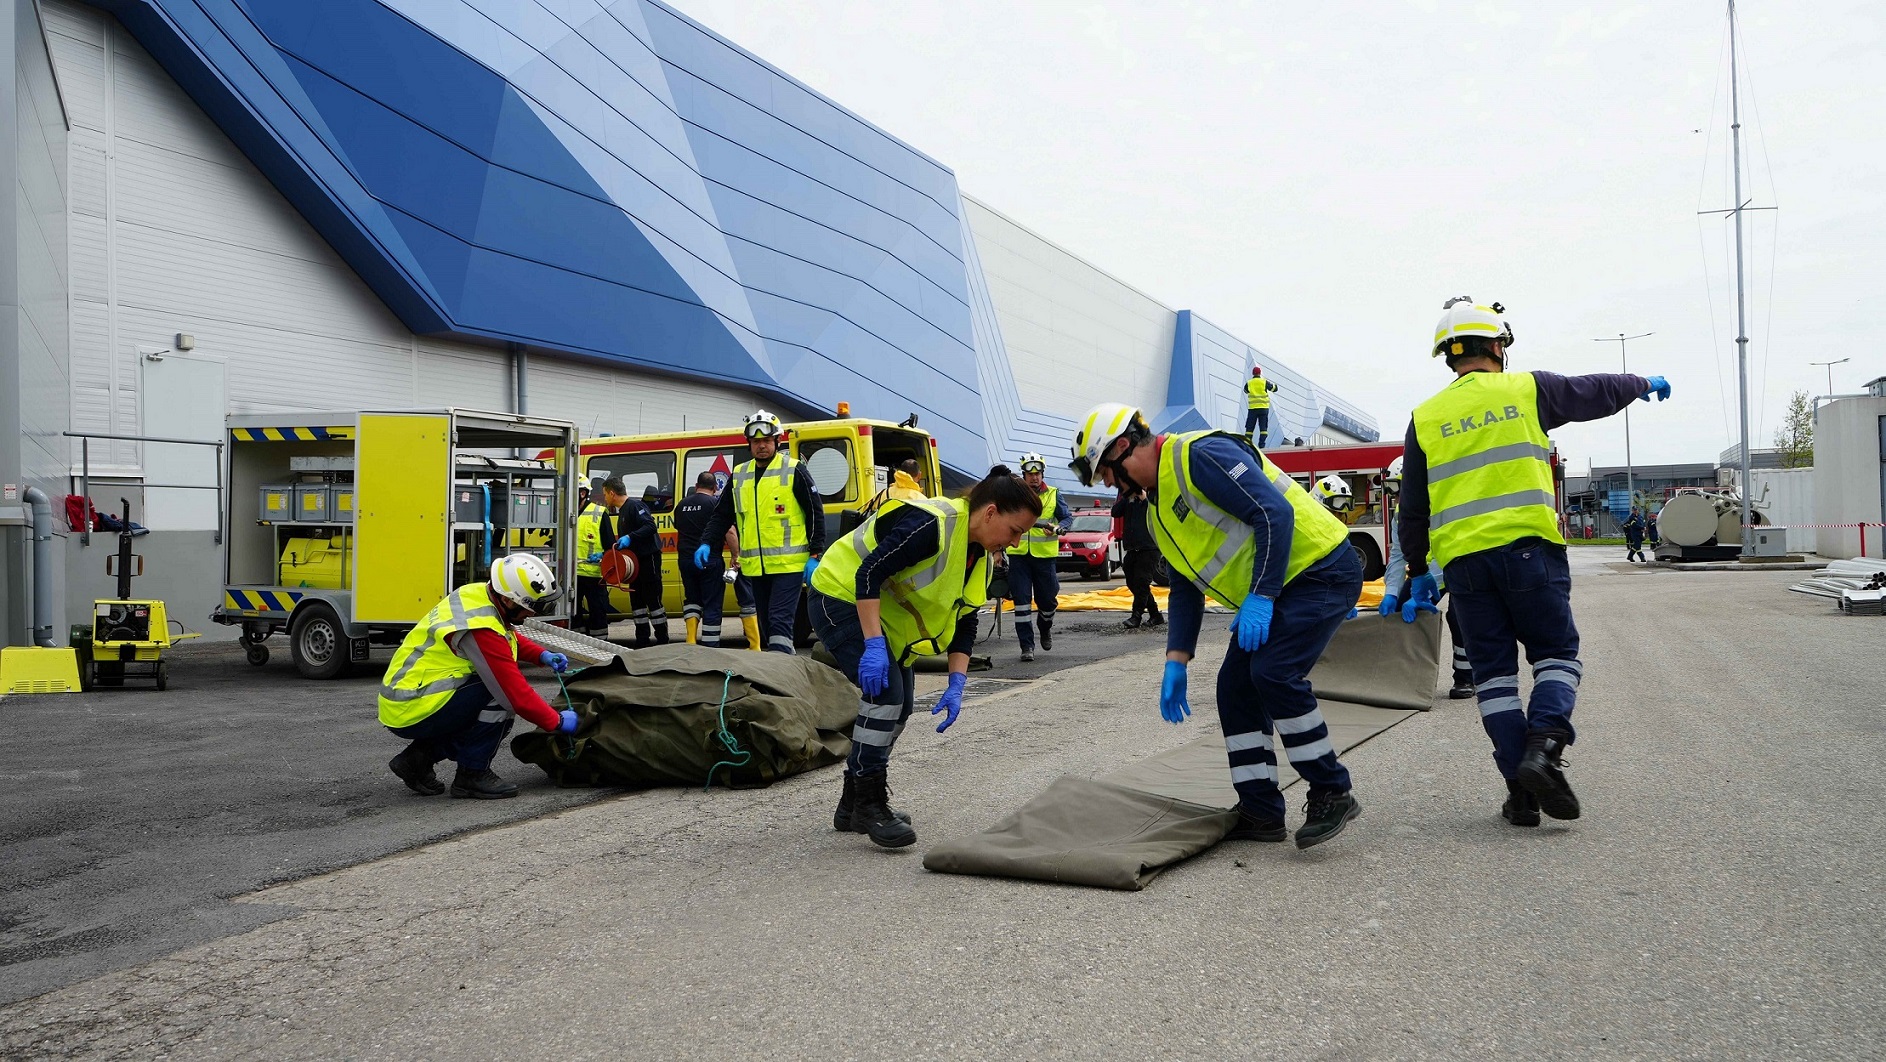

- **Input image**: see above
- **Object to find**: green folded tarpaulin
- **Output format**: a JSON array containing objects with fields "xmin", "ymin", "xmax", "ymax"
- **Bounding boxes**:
[
  {"xmin": 922, "ymin": 612, "xmax": 1441, "ymax": 889},
  {"xmin": 511, "ymin": 644, "xmax": 861, "ymax": 789}
]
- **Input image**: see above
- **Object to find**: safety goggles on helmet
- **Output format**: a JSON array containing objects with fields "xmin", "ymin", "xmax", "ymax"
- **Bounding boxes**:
[
  {"xmin": 1018, "ymin": 452, "xmax": 1047, "ymax": 475},
  {"xmin": 1069, "ymin": 402, "xmax": 1150, "ymax": 488},
  {"xmin": 743, "ymin": 410, "xmax": 783, "ymax": 440},
  {"xmin": 1312, "ymin": 475, "xmax": 1354, "ymax": 512}
]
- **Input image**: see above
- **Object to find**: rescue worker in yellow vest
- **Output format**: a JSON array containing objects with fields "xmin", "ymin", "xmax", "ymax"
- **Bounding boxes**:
[
  {"xmin": 379, "ymin": 554, "xmax": 577, "ymax": 800},
  {"xmin": 1071, "ymin": 402, "xmax": 1364, "ymax": 849},
  {"xmin": 1244, "ymin": 367, "xmax": 1279, "ymax": 447},
  {"xmin": 573, "ymin": 479, "xmax": 623, "ymax": 636},
  {"xmin": 1004, "ymin": 453, "xmax": 1072, "ymax": 663},
  {"xmin": 809, "ymin": 466, "xmax": 1041, "ymax": 847},
  {"xmin": 1398, "ymin": 297, "xmax": 1671, "ymax": 826},
  {"xmin": 696, "ymin": 410, "xmax": 826, "ymax": 654}
]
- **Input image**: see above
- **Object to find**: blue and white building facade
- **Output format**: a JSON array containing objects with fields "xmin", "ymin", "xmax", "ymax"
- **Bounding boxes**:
[{"xmin": 0, "ymin": 0, "xmax": 1375, "ymax": 639}]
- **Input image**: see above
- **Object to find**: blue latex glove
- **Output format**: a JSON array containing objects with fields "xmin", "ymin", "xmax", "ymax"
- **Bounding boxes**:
[
  {"xmin": 1402, "ymin": 573, "xmax": 1441, "ymax": 624},
  {"xmin": 1159, "ymin": 660, "xmax": 1190, "ymax": 724},
  {"xmin": 692, "ymin": 543, "xmax": 712, "ymax": 568},
  {"xmin": 858, "ymin": 635, "xmax": 892, "ymax": 698},
  {"xmin": 586, "ymin": 551, "xmax": 603, "ymax": 563},
  {"xmin": 615, "ymin": 534, "xmax": 633, "ymax": 550},
  {"xmin": 1641, "ymin": 375, "xmax": 1672, "ymax": 402},
  {"xmin": 1379, "ymin": 594, "xmax": 1400, "ymax": 617},
  {"xmin": 1233, "ymin": 593, "xmax": 1275, "ymax": 652},
  {"xmin": 538, "ymin": 650, "xmax": 569, "ymax": 674},
  {"xmin": 1347, "ymin": 606, "xmax": 1359, "ymax": 619},
  {"xmin": 557, "ymin": 709, "xmax": 579, "ymax": 734},
  {"xmin": 932, "ymin": 671, "xmax": 967, "ymax": 733},
  {"xmin": 803, "ymin": 556, "xmax": 820, "ymax": 587}
]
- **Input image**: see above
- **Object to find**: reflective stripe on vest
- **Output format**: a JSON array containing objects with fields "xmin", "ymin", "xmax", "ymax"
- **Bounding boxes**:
[
  {"xmin": 1148, "ymin": 431, "xmax": 1350, "ymax": 609},
  {"xmin": 1246, "ymin": 378, "xmax": 1271, "ymax": 410},
  {"xmin": 576, "ymin": 503, "xmax": 608, "ymax": 578},
  {"xmin": 732, "ymin": 454, "xmax": 811, "ymax": 577},
  {"xmin": 811, "ymin": 496, "xmax": 989, "ymax": 663},
  {"xmin": 377, "ymin": 583, "xmax": 516, "ymax": 728},
  {"xmin": 1011, "ymin": 486, "xmax": 1060, "ymax": 559},
  {"xmin": 1411, "ymin": 371, "xmax": 1563, "ymax": 570}
]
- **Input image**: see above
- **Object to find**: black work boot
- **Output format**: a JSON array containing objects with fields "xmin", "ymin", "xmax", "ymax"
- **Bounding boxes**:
[
  {"xmin": 1449, "ymin": 673, "xmax": 1475, "ymax": 700},
  {"xmin": 848, "ymin": 773, "xmax": 916, "ymax": 848},
  {"xmin": 1019, "ymin": 647, "xmax": 1035, "ymax": 663},
  {"xmin": 1223, "ymin": 804, "xmax": 1287, "ymax": 842},
  {"xmin": 1146, "ymin": 612, "xmax": 1164, "ymax": 628},
  {"xmin": 389, "ymin": 744, "xmax": 444, "ymax": 796},
  {"xmin": 1295, "ymin": 790, "xmax": 1361, "ymax": 849},
  {"xmin": 633, "ymin": 623, "xmax": 652, "ymax": 647},
  {"xmin": 1123, "ymin": 615, "xmax": 1143, "ymax": 630},
  {"xmin": 832, "ymin": 773, "xmax": 912, "ymax": 831},
  {"xmin": 1501, "ymin": 778, "xmax": 1541, "ymax": 827},
  {"xmin": 1517, "ymin": 729, "xmax": 1581, "ymax": 820},
  {"xmin": 1038, "ymin": 618, "xmax": 1054, "ymax": 651},
  {"xmin": 653, "ymin": 621, "xmax": 671, "ymax": 645},
  {"xmin": 451, "ymin": 767, "xmax": 519, "ymax": 800}
]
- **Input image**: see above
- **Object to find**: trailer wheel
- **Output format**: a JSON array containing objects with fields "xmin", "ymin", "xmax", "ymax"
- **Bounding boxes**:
[
  {"xmin": 245, "ymin": 644, "xmax": 270, "ymax": 667},
  {"xmin": 155, "ymin": 661, "xmax": 169, "ymax": 691},
  {"xmin": 290, "ymin": 604, "xmax": 348, "ymax": 680}
]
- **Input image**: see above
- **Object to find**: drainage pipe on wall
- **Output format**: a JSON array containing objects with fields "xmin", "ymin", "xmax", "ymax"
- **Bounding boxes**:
[{"xmin": 22, "ymin": 486, "xmax": 56, "ymax": 647}]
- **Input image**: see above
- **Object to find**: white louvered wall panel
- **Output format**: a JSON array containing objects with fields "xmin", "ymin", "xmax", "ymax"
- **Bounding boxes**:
[{"xmin": 45, "ymin": 0, "xmax": 778, "ymax": 472}]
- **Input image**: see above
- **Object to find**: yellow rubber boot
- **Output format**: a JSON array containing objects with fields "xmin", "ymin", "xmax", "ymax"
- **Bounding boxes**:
[
  {"xmin": 742, "ymin": 615, "xmax": 763, "ymax": 652},
  {"xmin": 685, "ymin": 616, "xmax": 700, "ymax": 645}
]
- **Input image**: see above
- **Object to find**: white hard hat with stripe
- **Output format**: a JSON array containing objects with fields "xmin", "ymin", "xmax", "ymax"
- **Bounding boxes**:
[
  {"xmin": 1068, "ymin": 402, "xmax": 1150, "ymax": 487},
  {"xmin": 1432, "ymin": 296, "xmax": 1514, "ymax": 358},
  {"xmin": 489, "ymin": 553, "xmax": 560, "ymax": 612}
]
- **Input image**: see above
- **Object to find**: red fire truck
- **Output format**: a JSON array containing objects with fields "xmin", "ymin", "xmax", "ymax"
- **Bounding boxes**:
[{"xmin": 1265, "ymin": 441, "xmax": 1566, "ymax": 581}]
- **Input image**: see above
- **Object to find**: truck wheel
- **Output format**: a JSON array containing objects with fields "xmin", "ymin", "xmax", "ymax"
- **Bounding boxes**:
[
  {"xmin": 1348, "ymin": 533, "xmax": 1386, "ymax": 583},
  {"xmin": 245, "ymin": 644, "xmax": 269, "ymax": 667},
  {"xmin": 290, "ymin": 604, "xmax": 348, "ymax": 680}
]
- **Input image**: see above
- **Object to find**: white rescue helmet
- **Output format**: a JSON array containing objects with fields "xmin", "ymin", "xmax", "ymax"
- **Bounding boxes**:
[
  {"xmin": 743, "ymin": 409, "xmax": 784, "ymax": 439},
  {"xmin": 1432, "ymin": 296, "xmax": 1514, "ymax": 359},
  {"xmin": 1383, "ymin": 455, "xmax": 1405, "ymax": 494},
  {"xmin": 489, "ymin": 553, "xmax": 560, "ymax": 613},
  {"xmin": 1018, "ymin": 452, "xmax": 1047, "ymax": 475},
  {"xmin": 1312, "ymin": 475, "xmax": 1354, "ymax": 512},
  {"xmin": 1069, "ymin": 402, "xmax": 1151, "ymax": 487}
]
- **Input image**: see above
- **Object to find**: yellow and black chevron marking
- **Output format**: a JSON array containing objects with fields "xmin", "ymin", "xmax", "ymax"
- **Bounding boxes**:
[
  {"xmin": 228, "ymin": 426, "xmax": 352, "ymax": 442},
  {"xmin": 223, "ymin": 589, "xmax": 305, "ymax": 613}
]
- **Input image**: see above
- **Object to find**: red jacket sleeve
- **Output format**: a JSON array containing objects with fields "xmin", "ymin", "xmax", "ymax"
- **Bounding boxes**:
[
  {"xmin": 458, "ymin": 628, "xmax": 562, "ymax": 731},
  {"xmin": 513, "ymin": 631, "xmax": 547, "ymax": 661}
]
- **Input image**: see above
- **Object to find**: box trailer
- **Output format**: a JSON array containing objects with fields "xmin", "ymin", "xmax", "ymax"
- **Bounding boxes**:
[{"xmin": 213, "ymin": 409, "xmax": 580, "ymax": 678}]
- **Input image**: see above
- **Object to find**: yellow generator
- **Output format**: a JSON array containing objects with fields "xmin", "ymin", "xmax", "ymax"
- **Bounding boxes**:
[
  {"xmin": 213, "ymin": 409, "xmax": 579, "ymax": 678},
  {"xmin": 78, "ymin": 499, "xmax": 198, "ymax": 689}
]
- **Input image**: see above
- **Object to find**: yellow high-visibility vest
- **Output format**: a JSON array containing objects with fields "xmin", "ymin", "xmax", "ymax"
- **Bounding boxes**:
[
  {"xmin": 1148, "ymin": 431, "xmax": 1349, "ymax": 608},
  {"xmin": 575, "ymin": 502, "xmax": 609, "ymax": 578},
  {"xmin": 732, "ymin": 453, "xmax": 812, "ymax": 577},
  {"xmin": 1411, "ymin": 370, "xmax": 1562, "ymax": 570},
  {"xmin": 378, "ymin": 583, "xmax": 516, "ymax": 728},
  {"xmin": 1246, "ymin": 378, "xmax": 1273, "ymax": 410},
  {"xmin": 812, "ymin": 497, "xmax": 989, "ymax": 664},
  {"xmin": 1009, "ymin": 486, "xmax": 1060, "ymax": 559}
]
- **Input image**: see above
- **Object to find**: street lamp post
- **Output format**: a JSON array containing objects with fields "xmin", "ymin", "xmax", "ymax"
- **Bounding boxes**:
[
  {"xmin": 1809, "ymin": 357, "xmax": 1851, "ymax": 396},
  {"xmin": 1593, "ymin": 332, "xmax": 1653, "ymax": 523}
]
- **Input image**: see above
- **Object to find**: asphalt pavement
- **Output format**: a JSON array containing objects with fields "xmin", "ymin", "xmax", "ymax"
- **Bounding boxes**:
[
  {"xmin": 5, "ymin": 557, "xmax": 1882, "ymax": 1059},
  {"xmin": 0, "ymin": 575, "xmax": 1145, "ymax": 1007}
]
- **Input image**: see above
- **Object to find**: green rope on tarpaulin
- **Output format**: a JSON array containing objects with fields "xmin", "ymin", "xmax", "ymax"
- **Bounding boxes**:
[{"xmin": 703, "ymin": 669, "xmax": 749, "ymax": 790}]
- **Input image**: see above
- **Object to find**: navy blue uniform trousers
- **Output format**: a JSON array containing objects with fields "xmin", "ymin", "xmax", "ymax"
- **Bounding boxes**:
[
  {"xmin": 1006, "ymin": 554, "xmax": 1059, "ymax": 651},
  {"xmin": 387, "ymin": 678, "xmax": 513, "ymax": 772},
  {"xmin": 1214, "ymin": 544, "xmax": 1361, "ymax": 820},
  {"xmin": 1443, "ymin": 539, "xmax": 1581, "ymax": 780},
  {"xmin": 750, "ymin": 572, "xmax": 802, "ymax": 653},
  {"xmin": 808, "ymin": 589, "xmax": 915, "ymax": 778}
]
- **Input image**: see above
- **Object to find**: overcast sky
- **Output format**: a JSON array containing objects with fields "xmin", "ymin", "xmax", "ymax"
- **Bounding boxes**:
[{"xmin": 668, "ymin": 0, "xmax": 1883, "ymax": 473}]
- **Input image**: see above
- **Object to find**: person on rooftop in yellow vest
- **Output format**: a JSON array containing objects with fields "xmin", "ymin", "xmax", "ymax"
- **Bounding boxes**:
[
  {"xmin": 1397, "ymin": 297, "xmax": 1671, "ymax": 827},
  {"xmin": 696, "ymin": 410, "xmax": 827, "ymax": 654},
  {"xmin": 1244, "ymin": 367, "xmax": 1280, "ymax": 447},
  {"xmin": 1070, "ymin": 402, "xmax": 1365, "ymax": 850},
  {"xmin": 1004, "ymin": 452, "xmax": 1072, "ymax": 663},
  {"xmin": 809, "ymin": 465, "xmax": 1041, "ymax": 848},
  {"xmin": 379, "ymin": 554, "xmax": 578, "ymax": 800}
]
